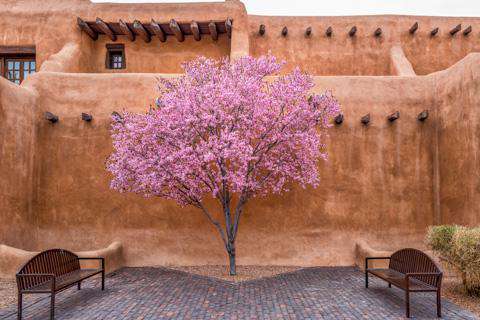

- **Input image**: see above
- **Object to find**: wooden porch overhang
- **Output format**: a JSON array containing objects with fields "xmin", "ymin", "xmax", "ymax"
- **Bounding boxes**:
[{"xmin": 77, "ymin": 17, "xmax": 232, "ymax": 42}]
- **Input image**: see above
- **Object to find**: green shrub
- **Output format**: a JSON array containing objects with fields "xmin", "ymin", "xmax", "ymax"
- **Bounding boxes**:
[{"xmin": 426, "ymin": 225, "xmax": 480, "ymax": 296}]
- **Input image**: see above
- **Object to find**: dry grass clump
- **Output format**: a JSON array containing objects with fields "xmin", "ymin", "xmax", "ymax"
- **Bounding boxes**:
[{"xmin": 427, "ymin": 225, "xmax": 480, "ymax": 296}]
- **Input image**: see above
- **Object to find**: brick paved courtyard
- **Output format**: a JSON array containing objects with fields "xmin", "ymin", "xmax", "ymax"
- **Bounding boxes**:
[{"xmin": 0, "ymin": 267, "xmax": 476, "ymax": 319}]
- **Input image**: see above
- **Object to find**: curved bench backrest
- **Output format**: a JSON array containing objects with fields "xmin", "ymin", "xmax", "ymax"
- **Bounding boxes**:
[
  {"xmin": 17, "ymin": 249, "xmax": 80, "ymax": 290},
  {"xmin": 389, "ymin": 248, "xmax": 441, "ymax": 287}
]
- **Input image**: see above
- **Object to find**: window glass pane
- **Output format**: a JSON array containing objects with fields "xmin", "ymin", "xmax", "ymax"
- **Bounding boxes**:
[
  {"xmin": 31, "ymin": 61, "xmax": 35, "ymax": 70},
  {"xmin": 15, "ymin": 80, "xmax": 20, "ymax": 84},
  {"xmin": 24, "ymin": 70, "xmax": 29, "ymax": 79},
  {"xmin": 15, "ymin": 71, "xmax": 20, "ymax": 78},
  {"xmin": 23, "ymin": 61, "xmax": 29, "ymax": 69},
  {"xmin": 7, "ymin": 61, "xmax": 13, "ymax": 69},
  {"xmin": 14, "ymin": 61, "xmax": 20, "ymax": 69},
  {"xmin": 7, "ymin": 71, "xmax": 13, "ymax": 79}
]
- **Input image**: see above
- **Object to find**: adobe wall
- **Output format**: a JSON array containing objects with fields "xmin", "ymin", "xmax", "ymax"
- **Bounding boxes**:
[
  {"xmin": 1, "ymin": 0, "xmax": 242, "ymax": 73},
  {"xmin": 248, "ymin": 15, "xmax": 480, "ymax": 76},
  {"xmin": 12, "ymin": 71, "xmax": 435, "ymax": 267},
  {"xmin": 0, "ymin": 79, "xmax": 37, "ymax": 250},
  {"xmin": 0, "ymin": 0, "xmax": 480, "ymax": 268},
  {"xmin": 434, "ymin": 54, "xmax": 480, "ymax": 226}
]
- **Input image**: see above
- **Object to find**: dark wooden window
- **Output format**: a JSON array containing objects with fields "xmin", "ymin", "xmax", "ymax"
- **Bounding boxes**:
[
  {"xmin": 106, "ymin": 44, "xmax": 125, "ymax": 69},
  {"xmin": 0, "ymin": 46, "xmax": 36, "ymax": 84}
]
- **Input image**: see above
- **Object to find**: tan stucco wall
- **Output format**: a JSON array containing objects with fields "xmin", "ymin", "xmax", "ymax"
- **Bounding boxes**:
[
  {"xmin": 435, "ymin": 54, "xmax": 480, "ymax": 226},
  {"xmin": 0, "ymin": 78, "xmax": 37, "ymax": 250},
  {"xmin": 0, "ymin": 0, "xmax": 480, "ymax": 271},
  {"xmin": 248, "ymin": 15, "xmax": 480, "ymax": 76}
]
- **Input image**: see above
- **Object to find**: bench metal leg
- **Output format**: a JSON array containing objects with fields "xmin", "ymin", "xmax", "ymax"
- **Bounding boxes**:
[
  {"xmin": 101, "ymin": 271, "xmax": 105, "ymax": 290},
  {"xmin": 50, "ymin": 292, "xmax": 55, "ymax": 320},
  {"xmin": 405, "ymin": 290, "xmax": 410, "ymax": 318},
  {"xmin": 437, "ymin": 289, "xmax": 442, "ymax": 318},
  {"xmin": 77, "ymin": 282, "xmax": 81, "ymax": 290},
  {"xmin": 17, "ymin": 293, "xmax": 22, "ymax": 320},
  {"xmin": 365, "ymin": 259, "xmax": 369, "ymax": 288}
]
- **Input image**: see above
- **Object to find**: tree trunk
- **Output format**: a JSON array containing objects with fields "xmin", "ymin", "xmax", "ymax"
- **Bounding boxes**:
[{"xmin": 228, "ymin": 243, "xmax": 236, "ymax": 276}]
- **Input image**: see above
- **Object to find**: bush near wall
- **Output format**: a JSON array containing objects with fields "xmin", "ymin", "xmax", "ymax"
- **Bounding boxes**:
[{"xmin": 426, "ymin": 225, "xmax": 480, "ymax": 296}]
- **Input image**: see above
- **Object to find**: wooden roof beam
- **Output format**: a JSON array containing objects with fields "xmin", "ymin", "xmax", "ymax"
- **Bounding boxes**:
[
  {"xmin": 305, "ymin": 26, "xmax": 312, "ymax": 37},
  {"xmin": 463, "ymin": 25, "xmax": 472, "ymax": 36},
  {"xmin": 191, "ymin": 21, "xmax": 201, "ymax": 41},
  {"xmin": 118, "ymin": 19, "xmax": 135, "ymax": 41},
  {"xmin": 170, "ymin": 19, "xmax": 184, "ymax": 42},
  {"xmin": 77, "ymin": 17, "xmax": 98, "ymax": 40},
  {"xmin": 208, "ymin": 21, "xmax": 218, "ymax": 41},
  {"xmin": 133, "ymin": 20, "xmax": 151, "ymax": 43},
  {"xmin": 150, "ymin": 19, "xmax": 166, "ymax": 42},
  {"xmin": 349, "ymin": 26, "xmax": 357, "ymax": 37},
  {"xmin": 259, "ymin": 24, "xmax": 266, "ymax": 36},
  {"xmin": 326, "ymin": 26, "xmax": 333, "ymax": 37},
  {"xmin": 96, "ymin": 17, "xmax": 116, "ymax": 41},
  {"xmin": 409, "ymin": 22, "xmax": 419, "ymax": 34},
  {"xmin": 450, "ymin": 24, "xmax": 461, "ymax": 35}
]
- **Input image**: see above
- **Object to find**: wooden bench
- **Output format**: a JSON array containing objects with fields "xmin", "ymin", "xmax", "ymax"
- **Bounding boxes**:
[
  {"xmin": 365, "ymin": 248, "xmax": 443, "ymax": 318},
  {"xmin": 16, "ymin": 249, "xmax": 105, "ymax": 320}
]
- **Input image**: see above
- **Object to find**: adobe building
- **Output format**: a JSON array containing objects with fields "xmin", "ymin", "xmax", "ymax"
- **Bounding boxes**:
[{"xmin": 1, "ymin": 0, "xmax": 480, "ymax": 274}]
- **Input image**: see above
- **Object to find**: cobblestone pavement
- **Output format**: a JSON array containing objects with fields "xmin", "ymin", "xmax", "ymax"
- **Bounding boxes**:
[{"xmin": 0, "ymin": 267, "xmax": 476, "ymax": 319}]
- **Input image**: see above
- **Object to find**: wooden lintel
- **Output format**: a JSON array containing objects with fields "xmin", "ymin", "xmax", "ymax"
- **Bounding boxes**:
[
  {"xmin": 409, "ymin": 22, "xmax": 418, "ymax": 34},
  {"xmin": 0, "ymin": 45, "xmax": 36, "ymax": 55},
  {"xmin": 326, "ymin": 26, "xmax": 333, "ymax": 37},
  {"xmin": 170, "ymin": 19, "xmax": 184, "ymax": 42},
  {"xmin": 305, "ymin": 26, "xmax": 312, "ymax": 37},
  {"xmin": 430, "ymin": 27, "xmax": 439, "ymax": 36},
  {"xmin": 374, "ymin": 28, "xmax": 382, "ymax": 37},
  {"xmin": 208, "ymin": 21, "xmax": 218, "ymax": 41},
  {"xmin": 190, "ymin": 21, "xmax": 201, "ymax": 41},
  {"xmin": 281, "ymin": 26, "xmax": 288, "ymax": 37},
  {"xmin": 133, "ymin": 20, "xmax": 151, "ymax": 43},
  {"xmin": 259, "ymin": 24, "xmax": 266, "ymax": 36},
  {"xmin": 95, "ymin": 17, "xmax": 116, "ymax": 41},
  {"xmin": 77, "ymin": 17, "xmax": 98, "ymax": 40},
  {"xmin": 463, "ymin": 25, "xmax": 472, "ymax": 36},
  {"xmin": 225, "ymin": 18, "xmax": 232, "ymax": 38},
  {"xmin": 349, "ymin": 26, "xmax": 357, "ymax": 37},
  {"xmin": 450, "ymin": 24, "xmax": 461, "ymax": 35},
  {"xmin": 150, "ymin": 19, "xmax": 166, "ymax": 42},
  {"xmin": 118, "ymin": 19, "xmax": 135, "ymax": 41}
]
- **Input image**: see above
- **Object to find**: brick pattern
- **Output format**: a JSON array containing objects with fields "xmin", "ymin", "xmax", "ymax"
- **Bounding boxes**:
[{"xmin": 0, "ymin": 267, "xmax": 476, "ymax": 319}]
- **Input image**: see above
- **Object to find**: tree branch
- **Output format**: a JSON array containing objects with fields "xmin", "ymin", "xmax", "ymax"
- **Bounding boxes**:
[{"xmin": 195, "ymin": 201, "xmax": 228, "ymax": 248}]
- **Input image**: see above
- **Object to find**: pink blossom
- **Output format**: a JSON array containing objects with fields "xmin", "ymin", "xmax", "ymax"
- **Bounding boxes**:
[{"xmin": 107, "ymin": 55, "xmax": 340, "ymax": 274}]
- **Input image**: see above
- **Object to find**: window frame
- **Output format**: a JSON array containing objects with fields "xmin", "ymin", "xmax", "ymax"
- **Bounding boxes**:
[
  {"xmin": 105, "ymin": 44, "xmax": 126, "ymax": 70},
  {"xmin": 0, "ymin": 46, "xmax": 36, "ymax": 84},
  {"xmin": 4, "ymin": 57, "xmax": 36, "ymax": 84}
]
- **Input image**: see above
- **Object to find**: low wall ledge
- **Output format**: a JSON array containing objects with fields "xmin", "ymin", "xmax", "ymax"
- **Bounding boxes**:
[{"xmin": 0, "ymin": 242, "xmax": 124, "ymax": 279}]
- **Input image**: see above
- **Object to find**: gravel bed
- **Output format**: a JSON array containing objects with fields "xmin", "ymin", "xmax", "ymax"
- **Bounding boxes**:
[{"xmin": 168, "ymin": 265, "xmax": 302, "ymax": 282}]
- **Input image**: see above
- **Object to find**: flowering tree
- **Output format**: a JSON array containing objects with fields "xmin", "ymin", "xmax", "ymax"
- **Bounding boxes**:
[{"xmin": 107, "ymin": 55, "xmax": 340, "ymax": 275}]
